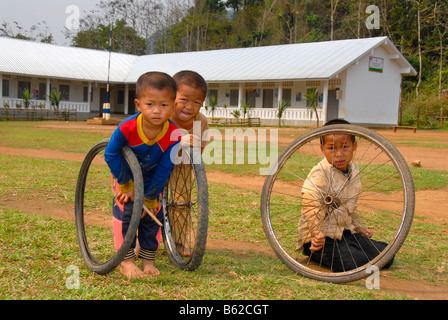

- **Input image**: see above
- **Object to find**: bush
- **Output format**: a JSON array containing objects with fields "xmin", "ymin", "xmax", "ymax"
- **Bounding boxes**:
[{"xmin": 401, "ymin": 93, "xmax": 448, "ymax": 128}]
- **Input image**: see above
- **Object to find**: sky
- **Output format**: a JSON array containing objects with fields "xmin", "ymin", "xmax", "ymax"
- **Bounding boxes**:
[{"xmin": 0, "ymin": 0, "xmax": 100, "ymax": 45}]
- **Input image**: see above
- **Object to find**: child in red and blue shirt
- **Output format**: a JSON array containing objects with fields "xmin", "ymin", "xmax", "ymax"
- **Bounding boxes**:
[{"xmin": 105, "ymin": 72, "xmax": 181, "ymax": 278}]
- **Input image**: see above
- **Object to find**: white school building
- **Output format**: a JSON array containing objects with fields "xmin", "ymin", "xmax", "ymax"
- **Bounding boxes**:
[{"xmin": 0, "ymin": 36, "xmax": 416, "ymax": 126}]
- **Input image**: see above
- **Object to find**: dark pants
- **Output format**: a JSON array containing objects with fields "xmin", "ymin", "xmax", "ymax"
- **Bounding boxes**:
[
  {"xmin": 303, "ymin": 230, "xmax": 394, "ymax": 272},
  {"xmin": 112, "ymin": 199, "xmax": 163, "ymax": 253}
]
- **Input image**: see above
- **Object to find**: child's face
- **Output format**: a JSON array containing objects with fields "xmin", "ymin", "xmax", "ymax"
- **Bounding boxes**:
[
  {"xmin": 321, "ymin": 134, "xmax": 357, "ymax": 171},
  {"xmin": 135, "ymin": 87, "xmax": 174, "ymax": 128},
  {"xmin": 173, "ymin": 85, "xmax": 205, "ymax": 123}
]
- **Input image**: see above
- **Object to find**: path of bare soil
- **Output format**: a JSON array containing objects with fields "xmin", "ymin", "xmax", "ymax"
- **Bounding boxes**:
[{"xmin": 1, "ymin": 122, "xmax": 448, "ymax": 299}]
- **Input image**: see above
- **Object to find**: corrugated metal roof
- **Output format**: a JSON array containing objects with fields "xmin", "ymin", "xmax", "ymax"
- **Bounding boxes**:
[
  {"xmin": 0, "ymin": 36, "xmax": 416, "ymax": 84},
  {"xmin": 125, "ymin": 36, "xmax": 416, "ymax": 83},
  {"xmin": 0, "ymin": 37, "xmax": 137, "ymax": 82}
]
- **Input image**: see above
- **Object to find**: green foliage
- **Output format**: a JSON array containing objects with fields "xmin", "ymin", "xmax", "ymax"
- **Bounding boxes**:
[
  {"xmin": 277, "ymin": 99, "xmax": 290, "ymax": 127},
  {"xmin": 231, "ymin": 109, "xmax": 241, "ymax": 118},
  {"xmin": 71, "ymin": 19, "xmax": 146, "ymax": 55},
  {"xmin": 20, "ymin": 88, "xmax": 31, "ymax": 109},
  {"xmin": 303, "ymin": 88, "xmax": 320, "ymax": 128},
  {"xmin": 49, "ymin": 90, "xmax": 63, "ymax": 110},
  {"xmin": 208, "ymin": 93, "xmax": 218, "ymax": 118},
  {"xmin": 402, "ymin": 93, "xmax": 448, "ymax": 128}
]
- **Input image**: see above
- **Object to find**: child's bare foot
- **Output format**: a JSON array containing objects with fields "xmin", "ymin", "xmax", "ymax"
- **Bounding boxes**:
[
  {"xmin": 142, "ymin": 259, "xmax": 160, "ymax": 276},
  {"xmin": 120, "ymin": 259, "xmax": 145, "ymax": 279},
  {"xmin": 176, "ymin": 244, "xmax": 192, "ymax": 257}
]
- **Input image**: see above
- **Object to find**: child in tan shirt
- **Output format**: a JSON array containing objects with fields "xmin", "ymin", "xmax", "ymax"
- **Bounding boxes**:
[{"xmin": 298, "ymin": 119, "xmax": 393, "ymax": 272}]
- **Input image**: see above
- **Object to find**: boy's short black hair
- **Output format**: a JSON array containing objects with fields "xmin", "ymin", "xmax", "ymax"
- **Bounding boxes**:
[
  {"xmin": 173, "ymin": 70, "xmax": 208, "ymax": 98},
  {"xmin": 136, "ymin": 71, "xmax": 177, "ymax": 100},
  {"xmin": 323, "ymin": 119, "xmax": 351, "ymax": 127},
  {"xmin": 321, "ymin": 119, "xmax": 356, "ymax": 144}
]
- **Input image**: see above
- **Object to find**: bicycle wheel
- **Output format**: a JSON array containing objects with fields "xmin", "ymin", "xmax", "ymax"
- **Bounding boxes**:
[
  {"xmin": 75, "ymin": 139, "xmax": 144, "ymax": 275},
  {"xmin": 162, "ymin": 146, "xmax": 208, "ymax": 271},
  {"xmin": 261, "ymin": 124, "xmax": 414, "ymax": 283}
]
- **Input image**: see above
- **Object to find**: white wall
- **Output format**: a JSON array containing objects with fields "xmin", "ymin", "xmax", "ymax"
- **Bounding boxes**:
[{"xmin": 344, "ymin": 46, "xmax": 402, "ymax": 125}]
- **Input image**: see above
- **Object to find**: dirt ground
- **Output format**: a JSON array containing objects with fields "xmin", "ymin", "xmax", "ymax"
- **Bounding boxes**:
[{"xmin": 1, "ymin": 122, "xmax": 448, "ymax": 299}]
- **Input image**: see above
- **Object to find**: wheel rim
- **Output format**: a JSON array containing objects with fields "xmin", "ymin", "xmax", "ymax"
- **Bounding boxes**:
[
  {"xmin": 261, "ymin": 125, "xmax": 414, "ymax": 283},
  {"xmin": 75, "ymin": 140, "xmax": 143, "ymax": 274},
  {"xmin": 162, "ymin": 147, "xmax": 208, "ymax": 270}
]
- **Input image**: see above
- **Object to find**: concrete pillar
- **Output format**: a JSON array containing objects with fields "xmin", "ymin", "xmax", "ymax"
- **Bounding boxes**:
[
  {"xmin": 124, "ymin": 84, "xmax": 129, "ymax": 115},
  {"xmin": 238, "ymin": 83, "xmax": 243, "ymax": 108},
  {"xmin": 46, "ymin": 79, "xmax": 51, "ymax": 109},
  {"xmin": 322, "ymin": 80, "xmax": 329, "ymax": 124}
]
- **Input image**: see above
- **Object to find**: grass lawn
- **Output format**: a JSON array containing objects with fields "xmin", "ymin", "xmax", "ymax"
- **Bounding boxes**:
[{"xmin": 0, "ymin": 121, "xmax": 447, "ymax": 300}]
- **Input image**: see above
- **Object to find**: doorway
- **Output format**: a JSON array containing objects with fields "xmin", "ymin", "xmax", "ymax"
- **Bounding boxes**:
[
  {"xmin": 128, "ymin": 90, "xmax": 136, "ymax": 114},
  {"xmin": 327, "ymin": 89, "xmax": 340, "ymax": 121},
  {"xmin": 246, "ymin": 90, "xmax": 256, "ymax": 108}
]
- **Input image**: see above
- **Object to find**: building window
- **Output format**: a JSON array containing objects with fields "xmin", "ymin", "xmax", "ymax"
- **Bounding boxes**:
[
  {"xmin": 38, "ymin": 83, "xmax": 46, "ymax": 100},
  {"xmin": 262, "ymin": 89, "xmax": 273, "ymax": 108},
  {"xmin": 230, "ymin": 89, "xmax": 238, "ymax": 106},
  {"xmin": 118, "ymin": 90, "xmax": 125, "ymax": 104},
  {"xmin": 2, "ymin": 79, "xmax": 9, "ymax": 97},
  {"xmin": 59, "ymin": 84, "xmax": 70, "ymax": 101},
  {"xmin": 282, "ymin": 88, "xmax": 292, "ymax": 107},
  {"xmin": 18, "ymin": 81, "xmax": 31, "ymax": 98}
]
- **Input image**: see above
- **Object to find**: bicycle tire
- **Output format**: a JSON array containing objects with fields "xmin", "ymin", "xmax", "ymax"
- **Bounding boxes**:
[
  {"xmin": 161, "ymin": 146, "xmax": 208, "ymax": 271},
  {"xmin": 75, "ymin": 139, "xmax": 144, "ymax": 275},
  {"xmin": 261, "ymin": 124, "xmax": 414, "ymax": 283}
]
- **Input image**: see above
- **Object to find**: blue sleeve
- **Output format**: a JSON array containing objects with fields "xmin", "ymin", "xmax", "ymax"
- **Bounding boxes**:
[
  {"xmin": 144, "ymin": 141, "xmax": 180, "ymax": 200},
  {"xmin": 104, "ymin": 128, "xmax": 133, "ymax": 185}
]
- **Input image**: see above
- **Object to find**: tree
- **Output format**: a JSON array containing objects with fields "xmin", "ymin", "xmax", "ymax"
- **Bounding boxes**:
[
  {"xmin": 275, "ymin": 0, "xmax": 304, "ymax": 44},
  {"xmin": 0, "ymin": 20, "xmax": 54, "ymax": 43},
  {"xmin": 330, "ymin": 0, "xmax": 339, "ymax": 40},
  {"xmin": 205, "ymin": 0, "xmax": 226, "ymax": 13},
  {"xmin": 432, "ymin": 1, "xmax": 448, "ymax": 99},
  {"xmin": 49, "ymin": 90, "xmax": 63, "ymax": 110},
  {"xmin": 71, "ymin": 19, "xmax": 146, "ymax": 55},
  {"xmin": 226, "ymin": 0, "xmax": 243, "ymax": 12},
  {"xmin": 406, "ymin": 0, "xmax": 432, "ymax": 127}
]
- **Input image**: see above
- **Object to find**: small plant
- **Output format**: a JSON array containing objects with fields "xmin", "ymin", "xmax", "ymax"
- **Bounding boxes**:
[
  {"xmin": 231, "ymin": 109, "xmax": 241, "ymax": 118},
  {"xmin": 49, "ymin": 90, "xmax": 63, "ymax": 110},
  {"xmin": 304, "ymin": 88, "xmax": 320, "ymax": 128},
  {"xmin": 49, "ymin": 90, "xmax": 64, "ymax": 120},
  {"xmin": 36, "ymin": 103, "xmax": 46, "ymax": 120},
  {"xmin": 241, "ymin": 99, "xmax": 253, "ymax": 119},
  {"xmin": 208, "ymin": 94, "xmax": 218, "ymax": 119},
  {"xmin": 277, "ymin": 99, "xmax": 290, "ymax": 127},
  {"xmin": 21, "ymin": 88, "xmax": 31, "ymax": 109},
  {"xmin": 21, "ymin": 88, "xmax": 33, "ymax": 119},
  {"xmin": 3, "ymin": 102, "xmax": 10, "ymax": 120}
]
